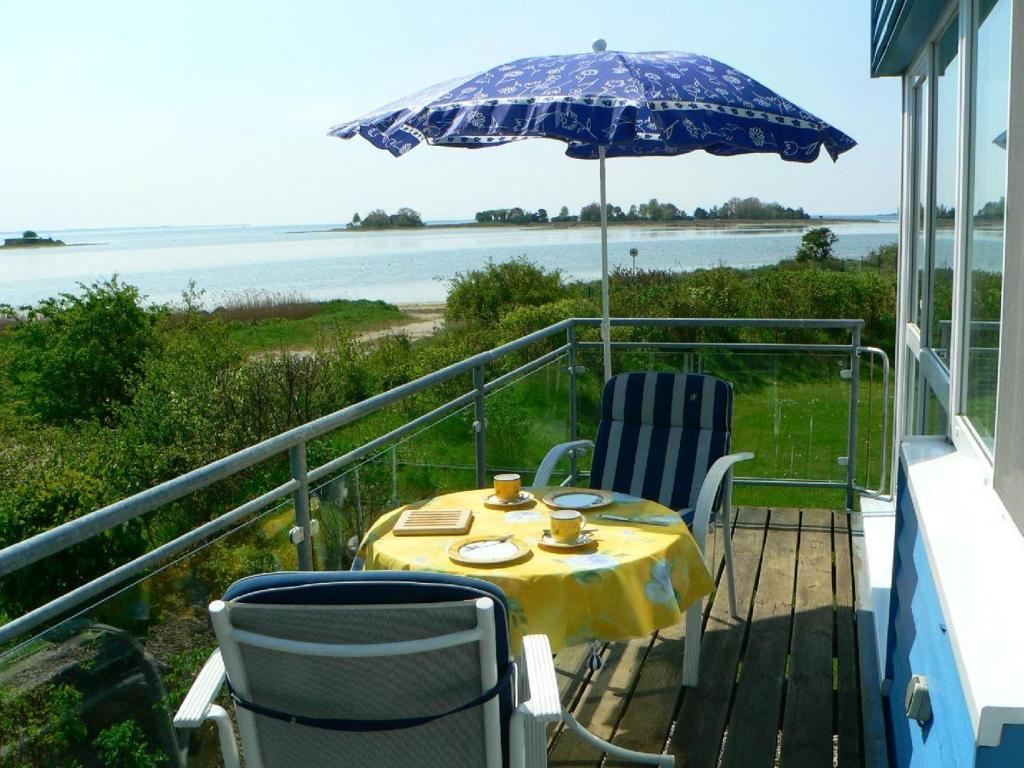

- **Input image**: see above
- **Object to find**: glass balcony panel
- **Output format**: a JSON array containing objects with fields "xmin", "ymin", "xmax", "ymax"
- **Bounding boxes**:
[
  {"xmin": 962, "ymin": 0, "xmax": 1010, "ymax": 451},
  {"xmin": 0, "ymin": 498, "xmax": 299, "ymax": 766}
]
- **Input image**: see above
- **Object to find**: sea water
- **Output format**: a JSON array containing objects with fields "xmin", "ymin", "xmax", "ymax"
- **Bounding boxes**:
[{"xmin": 0, "ymin": 221, "xmax": 904, "ymax": 307}]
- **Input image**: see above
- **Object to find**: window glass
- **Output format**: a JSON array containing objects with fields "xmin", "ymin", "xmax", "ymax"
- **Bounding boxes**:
[
  {"xmin": 930, "ymin": 17, "xmax": 959, "ymax": 365},
  {"xmin": 925, "ymin": 387, "xmax": 949, "ymax": 436},
  {"xmin": 911, "ymin": 78, "xmax": 929, "ymax": 329},
  {"xmin": 963, "ymin": 0, "xmax": 1010, "ymax": 451},
  {"xmin": 905, "ymin": 355, "xmax": 921, "ymax": 435}
]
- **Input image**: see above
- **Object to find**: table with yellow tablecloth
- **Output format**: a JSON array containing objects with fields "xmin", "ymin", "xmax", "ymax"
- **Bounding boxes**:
[{"xmin": 358, "ymin": 488, "xmax": 715, "ymax": 652}]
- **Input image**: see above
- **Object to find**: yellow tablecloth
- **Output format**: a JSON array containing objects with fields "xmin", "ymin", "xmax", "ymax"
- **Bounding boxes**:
[{"xmin": 358, "ymin": 488, "xmax": 715, "ymax": 652}]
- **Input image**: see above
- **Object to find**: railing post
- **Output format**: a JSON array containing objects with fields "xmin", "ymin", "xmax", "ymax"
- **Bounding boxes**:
[
  {"xmin": 390, "ymin": 446, "xmax": 399, "ymax": 506},
  {"xmin": 354, "ymin": 465, "xmax": 364, "ymax": 539},
  {"xmin": 846, "ymin": 325, "xmax": 862, "ymax": 511},
  {"xmin": 473, "ymin": 365, "xmax": 487, "ymax": 489},
  {"xmin": 567, "ymin": 324, "xmax": 580, "ymax": 484},
  {"xmin": 288, "ymin": 443, "xmax": 314, "ymax": 570}
]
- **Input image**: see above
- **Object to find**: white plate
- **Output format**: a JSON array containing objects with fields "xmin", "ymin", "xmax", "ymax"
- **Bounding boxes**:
[
  {"xmin": 542, "ymin": 488, "xmax": 614, "ymax": 510},
  {"xmin": 538, "ymin": 532, "xmax": 596, "ymax": 549},
  {"xmin": 448, "ymin": 535, "xmax": 530, "ymax": 565}
]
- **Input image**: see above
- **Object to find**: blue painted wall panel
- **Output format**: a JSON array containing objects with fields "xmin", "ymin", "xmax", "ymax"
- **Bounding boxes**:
[
  {"xmin": 976, "ymin": 725, "xmax": 1024, "ymax": 767},
  {"xmin": 886, "ymin": 466, "xmax": 976, "ymax": 766}
]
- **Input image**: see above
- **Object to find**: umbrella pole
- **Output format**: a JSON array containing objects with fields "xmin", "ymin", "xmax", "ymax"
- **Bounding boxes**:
[{"xmin": 599, "ymin": 146, "xmax": 611, "ymax": 381}]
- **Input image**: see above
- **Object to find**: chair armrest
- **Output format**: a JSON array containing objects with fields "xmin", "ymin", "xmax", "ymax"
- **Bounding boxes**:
[
  {"xmin": 519, "ymin": 634, "xmax": 562, "ymax": 722},
  {"xmin": 173, "ymin": 649, "xmax": 226, "ymax": 729},
  {"xmin": 690, "ymin": 452, "xmax": 755, "ymax": 554},
  {"xmin": 533, "ymin": 440, "xmax": 594, "ymax": 488}
]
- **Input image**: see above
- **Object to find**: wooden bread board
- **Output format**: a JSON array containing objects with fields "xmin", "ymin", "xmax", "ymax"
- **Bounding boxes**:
[{"xmin": 393, "ymin": 508, "xmax": 474, "ymax": 536}]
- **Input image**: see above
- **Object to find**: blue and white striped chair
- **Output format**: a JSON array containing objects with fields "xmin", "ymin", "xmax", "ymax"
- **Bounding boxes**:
[{"xmin": 533, "ymin": 372, "xmax": 754, "ymax": 686}]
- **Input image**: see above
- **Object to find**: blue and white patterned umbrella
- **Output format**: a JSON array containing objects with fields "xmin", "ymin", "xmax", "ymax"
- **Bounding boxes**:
[{"xmin": 330, "ymin": 41, "xmax": 856, "ymax": 378}]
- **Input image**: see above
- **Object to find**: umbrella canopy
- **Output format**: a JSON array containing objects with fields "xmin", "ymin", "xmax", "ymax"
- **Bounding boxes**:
[{"xmin": 330, "ymin": 43, "xmax": 856, "ymax": 378}]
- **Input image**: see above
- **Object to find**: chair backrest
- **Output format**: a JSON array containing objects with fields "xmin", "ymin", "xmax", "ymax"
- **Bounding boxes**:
[
  {"xmin": 211, "ymin": 571, "xmax": 514, "ymax": 768},
  {"xmin": 589, "ymin": 372, "xmax": 734, "ymax": 522}
]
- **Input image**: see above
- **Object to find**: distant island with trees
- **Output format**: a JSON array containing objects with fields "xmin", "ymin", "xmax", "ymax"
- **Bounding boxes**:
[
  {"xmin": 1, "ymin": 230, "xmax": 66, "ymax": 249},
  {"xmin": 334, "ymin": 208, "xmax": 425, "ymax": 231},
  {"xmin": 336, "ymin": 197, "xmax": 827, "ymax": 232}
]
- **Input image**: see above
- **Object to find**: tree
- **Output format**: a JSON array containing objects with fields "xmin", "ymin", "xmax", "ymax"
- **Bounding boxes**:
[
  {"xmin": 795, "ymin": 227, "xmax": 839, "ymax": 263},
  {"xmin": 558, "ymin": 205, "xmax": 570, "ymax": 219},
  {"xmin": 360, "ymin": 209, "xmax": 391, "ymax": 228},
  {"xmin": 536, "ymin": 208, "xmax": 548, "ymax": 223},
  {"xmin": 391, "ymin": 207, "xmax": 424, "ymax": 227},
  {"xmin": 976, "ymin": 197, "xmax": 1005, "ymax": 220},
  {"xmin": 579, "ymin": 202, "xmax": 602, "ymax": 222},
  {"xmin": 22, "ymin": 230, "xmax": 39, "ymax": 239},
  {"xmin": 693, "ymin": 207, "xmax": 708, "ymax": 220},
  {"xmin": 350, "ymin": 212, "xmax": 361, "ymax": 227},
  {"xmin": 864, "ymin": 242, "xmax": 898, "ymax": 272}
]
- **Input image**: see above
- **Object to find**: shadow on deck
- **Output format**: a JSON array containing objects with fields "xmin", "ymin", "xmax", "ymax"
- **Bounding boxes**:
[{"xmin": 547, "ymin": 507, "xmax": 886, "ymax": 768}]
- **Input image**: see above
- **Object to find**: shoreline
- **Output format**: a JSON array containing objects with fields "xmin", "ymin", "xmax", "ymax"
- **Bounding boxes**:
[
  {"xmin": 288, "ymin": 217, "xmax": 889, "ymax": 235},
  {"xmin": 0, "ymin": 242, "xmax": 103, "ymax": 251}
]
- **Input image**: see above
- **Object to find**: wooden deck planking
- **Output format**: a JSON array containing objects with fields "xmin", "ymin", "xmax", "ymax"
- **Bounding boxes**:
[
  {"xmin": 548, "ymin": 636, "xmax": 654, "ymax": 764},
  {"xmin": 546, "ymin": 506, "xmax": 878, "ymax": 768},
  {"xmin": 719, "ymin": 507, "xmax": 800, "ymax": 768},
  {"xmin": 780, "ymin": 509, "xmax": 837, "ymax": 767},
  {"xmin": 549, "ymin": 508, "xmax": 732, "ymax": 766},
  {"xmin": 835, "ymin": 511, "xmax": 864, "ymax": 768},
  {"xmin": 602, "ymin": 512, "xmax": 740, "ymax": 764},
  {"xmin": 665, "ymin": 507, "xmax": 768, "ymax": 768}
]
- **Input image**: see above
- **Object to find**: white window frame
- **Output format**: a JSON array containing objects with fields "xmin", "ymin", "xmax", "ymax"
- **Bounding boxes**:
[
  {"xmin": 993, "ymin": 0, "xmax": 1024, "ymax": 526},
  {"xmin": 950, "ymin": 0, "xmax": 1011, "ymax": 468},
  {"xmin": 895, "ymin": 0, "xmax": 1009, "ymax": 478}
]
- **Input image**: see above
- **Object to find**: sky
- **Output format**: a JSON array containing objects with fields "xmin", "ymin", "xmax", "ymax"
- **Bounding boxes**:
[{"xmin": 0, "ymin": 0, "xmax": 901, "ymax": 231}]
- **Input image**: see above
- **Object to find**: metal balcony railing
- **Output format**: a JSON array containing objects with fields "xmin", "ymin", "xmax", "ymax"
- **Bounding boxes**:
[{"xmin": 0, "ymin": 317, "xmax": 891, "ymax": 651}]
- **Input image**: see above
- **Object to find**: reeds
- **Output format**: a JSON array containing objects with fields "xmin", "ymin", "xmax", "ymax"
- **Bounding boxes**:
[{"xmin": 213, "ymin": 290, "xmax": 321, "ymax": 322}]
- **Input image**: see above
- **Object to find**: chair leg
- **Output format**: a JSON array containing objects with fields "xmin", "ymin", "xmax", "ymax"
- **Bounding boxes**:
[
  {"xmin": 208, "ymin": 705, "xmax": 240, "ymax": 768},
  {"xmin": 561, "ymin": 709, "xmax": 674, "ymax": 766},
  {"xmin": 721, "ymin": 471, "xmax": 739, "ymax": 619},
  {"xmin": 682, "ymin": 598, "xmax": 703, "ymax": 688}
]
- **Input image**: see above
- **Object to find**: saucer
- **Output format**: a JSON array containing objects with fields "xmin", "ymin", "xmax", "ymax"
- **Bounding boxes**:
[
  {"xmin": 483, "ymin": 491, "xmax": 536, "ymax": 509},
  {"xmin": 538, "ymin": 531, "xmax": 596, "ymax": 549}
]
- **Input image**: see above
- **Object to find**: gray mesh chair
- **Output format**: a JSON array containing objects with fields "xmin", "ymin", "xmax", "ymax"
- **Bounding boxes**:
[{"xmin": 173, "ymin": 571, "xmax": 673, "ymax": 767}]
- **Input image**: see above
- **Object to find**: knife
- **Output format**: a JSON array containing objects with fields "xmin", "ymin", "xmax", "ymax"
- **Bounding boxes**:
[{"xmin": 597, "ymin": 513, "xmax": 673, "ymax": 526}]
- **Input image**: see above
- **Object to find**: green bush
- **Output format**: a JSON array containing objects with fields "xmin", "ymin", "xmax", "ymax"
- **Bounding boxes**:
[
  {"xmin": 0, "ymin": 683, "xmax": 87, "ymax": 768},
  {"xmin": 445, "ymin": 257, "xmax": 564, "ymax": 326},
  {"xmin": 2, "ymin": 278, "xmax": 161, "ymax": 425},
  {"xmin": 95, "ymin": 721, "xmax": 166, "ymax": 768},
  {"xmin": 0, "ymin": 422, "xmax": 150, "ymax": 615}
]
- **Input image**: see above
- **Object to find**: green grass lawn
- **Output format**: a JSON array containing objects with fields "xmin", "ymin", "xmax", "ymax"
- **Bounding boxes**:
[
  {"xmin": 224, "ymin": 299, "xmax": 408, "ymax": 354},
  {"xmin": 309, "ymin": 349, "xmax": 893, "ymax": 539}
]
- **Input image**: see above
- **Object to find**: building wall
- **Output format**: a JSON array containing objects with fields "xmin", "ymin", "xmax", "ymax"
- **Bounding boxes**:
[
  {"xmin": 874, "ymin": 0, "xmax": 1024, "ymax": 764},
  {"xmin": 873, "ymin": 0, "xmax": 954, "ymax": 75},
  {"xmin": 992, "ymin": 0, "xmax": 1024, "ymax": 532}
]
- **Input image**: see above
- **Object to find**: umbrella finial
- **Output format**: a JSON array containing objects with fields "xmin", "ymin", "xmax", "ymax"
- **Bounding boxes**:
[{"xmin": 592, "ymin": 38, "xmax": 607, "ymax": 52}]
